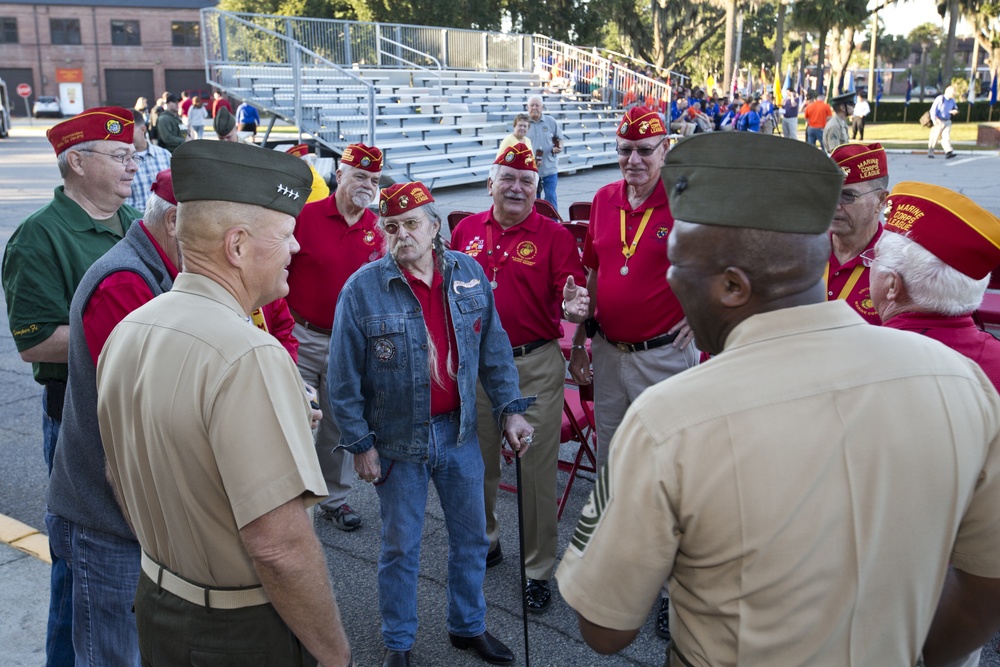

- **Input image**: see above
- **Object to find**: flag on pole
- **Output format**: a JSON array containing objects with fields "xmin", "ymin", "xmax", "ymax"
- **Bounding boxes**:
[
  {"xmin": 845, "ymin": 69, "xmax": 854, "ymax": 92},
  {"xmin": 774, "ymin": 71, "xmax": 783, "ymax": 106},
  {"xmin": 795, "ymin": 69, "xmax": 802, "ymax": 95},
  {"xmin": 760, "ymin": 63, "xmax": 767, "ymax": 93},
  {"xmin": 782, "ymin": 66, "xmax": 791, "ymax": 94},
  {"xmin": 876, "ymin": 69, "xmax": 883, "ymax": 104},
  {"xmin": 707, "ymin": 75, "xmax": 716, "ymax": 94},
  {"xmin": 905, "ymin": 68, "xmax": 912, "ymax": 105},
  {"xmin": 991, "ymin": 67, "xmax": 998, "ymax": 106}
]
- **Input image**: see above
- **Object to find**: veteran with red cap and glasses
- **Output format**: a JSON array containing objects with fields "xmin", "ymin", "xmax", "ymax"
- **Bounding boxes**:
[
  {"xmin": 329, "ymin": 182, "xmax": 534, "ymax": 667},
  {"xmin": 451, "ymin": 144, "xmax": 587, "ymax": 613},
  {"xmin": 869, "ymin": 182, "xmax": 1000, "ymax": 392},
  {"xmin": 287, "ymin": 143, "xmax": 384, "ymax": 533},
  {"xmin": 1, "ymin": 106, "xmax": 140, "ymax": 665},
  {"xmin": 825, "ymin": 142, "xmax": 890, "ymax": 324}
]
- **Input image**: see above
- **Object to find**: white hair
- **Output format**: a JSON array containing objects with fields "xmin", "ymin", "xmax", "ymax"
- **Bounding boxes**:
[
  {"xmin": 56, "ymin": 140, "xmax": 99, "ymax": 178},
  {"xmin": 875, "ymin": 232, "xmax": 989, "ymax": 315},
  {"xmin": 488, "ymin": 163, "xmax": 540, "ymax": 188},
  {"xmin": 527, "ymin": 95, "xmax": 543, "ymax": 107},
  {"xmin": 143, "ymin": 192, "xmax": 174, "ymax": 227}
]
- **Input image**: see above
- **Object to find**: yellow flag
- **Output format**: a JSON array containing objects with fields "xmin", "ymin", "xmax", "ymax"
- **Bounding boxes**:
[
  {"xmin": 706, "ymin": 75, "xmax": 716, "ymax": 94},
  {"xmin": 774, "ymin": 74, "xmax": 783, "ymax": 106}
]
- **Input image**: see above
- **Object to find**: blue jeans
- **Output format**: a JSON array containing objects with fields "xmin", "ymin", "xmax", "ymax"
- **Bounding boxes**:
[
  {"xmin": 537, "ymin": 173, "xmax": 559, "ymax": 215},
  {"xmin": 42, "ymin": 390, "xmax": 75, "ymax": 667},
  {"xmin": 46, "ymin": 513, "xmax": 141, "ymax": 667},
  {"xmin": 374, "ymin": 411, "xmax": 489, "ymax": 651},
  {"xmin": 806, "ymin": 126, "xmax": 824, "ymax": 151}
]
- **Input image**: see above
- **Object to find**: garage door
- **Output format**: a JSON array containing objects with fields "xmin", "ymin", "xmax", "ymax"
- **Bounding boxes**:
[
  {"xmin": 0, "ymin": 68, "xmax": 35, "ymax": 116},
  {"xmin": 104, "ymin": 69, "xmax": 154, "ymax": 110},
  {"xmin": 165, "ymin": 69, "xmax": 210, "ymax": 101}
]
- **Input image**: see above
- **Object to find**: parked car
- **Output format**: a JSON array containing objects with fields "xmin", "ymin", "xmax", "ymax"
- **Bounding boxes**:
[
  {"xmin": 32, "ymin": 96, "xmax": 62, "ymax": 118},
  {"xmin": 0, "ymin": 78, "xmax": 10, "ymax": 138},
  {"xmin": 912, "ymin": 85, "xmax": 940, "ymax": 98}
]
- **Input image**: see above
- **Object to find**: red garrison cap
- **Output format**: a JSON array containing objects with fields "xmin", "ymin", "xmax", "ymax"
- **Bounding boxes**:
[
  {"xmin": 341, "ymin": 143, "xmax": 383, "ymax": 172},
  {"xmin": 493, "ymin": 142, "xmax": 537, "ymax": 171},
  {"xmin": 831, "ymin": 143, "xmax": 888, "ymax": 185},
  {"xmin": 287, "ymin": 144, "xmax": 310, "ymax": 158},
  {"xmin": 379, "ymin": 182, "xmax": 434, "ymax": 217},
  {"xmin": 47, "ymin": 106, "xmax": 134, "ymax": 155},
  {"xmin": 617, "ymin": 106, "xmax": 666, "ymax": 141},
  {"xmin": 883, "ymin": 181, "xmax": 1000, "ymax": 279},
  {"xmin": 149, "ymin": 169, "xmax": 176, "ymax": 206}
]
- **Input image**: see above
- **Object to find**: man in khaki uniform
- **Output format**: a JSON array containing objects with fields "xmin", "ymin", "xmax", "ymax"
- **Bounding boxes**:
[
  {"xmin": 97, "ymin": 140, "xmax": 352, "ymax": 666},
  {"xmin": 555, "ymin": 132, "xmax": 1000, "ymax": 667}
]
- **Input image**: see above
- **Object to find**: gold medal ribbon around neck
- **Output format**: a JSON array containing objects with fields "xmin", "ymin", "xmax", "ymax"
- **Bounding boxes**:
[
  {"xmin": 620, "ymin": 208, "xmax": 655, "ymax": 274},
  {"xmin": 823, "ymin": 263, "xmax": 865, "ymax": 300}
]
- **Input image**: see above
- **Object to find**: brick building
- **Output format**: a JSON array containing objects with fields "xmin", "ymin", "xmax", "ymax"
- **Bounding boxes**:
[{"xmin": 0, "ymin": 0, "xmax": 217, "ymax": 116}]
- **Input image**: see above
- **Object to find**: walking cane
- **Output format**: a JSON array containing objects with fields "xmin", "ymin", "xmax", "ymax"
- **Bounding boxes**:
[{"xmin": 514, "ymin": 436, "xmax": 533, "ymax": 667}]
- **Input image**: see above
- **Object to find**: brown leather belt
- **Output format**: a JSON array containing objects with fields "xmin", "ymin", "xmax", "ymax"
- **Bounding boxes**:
[
  {"xmin": 511, "ymin": 339, "xmax": 549, "ymax": 358},
  {"xmin": 290, "ymin": 308, "xmax": 332, "ymax": 336},
  {"xmin": 598, "ymin": 329, "xmax": 678, "ymax": 353}
]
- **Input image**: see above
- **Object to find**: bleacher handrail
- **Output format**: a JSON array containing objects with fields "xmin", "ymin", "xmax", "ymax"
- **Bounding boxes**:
[{"xmin": 377, "ymin": 34, "xmax": 443, "ymax": 92}]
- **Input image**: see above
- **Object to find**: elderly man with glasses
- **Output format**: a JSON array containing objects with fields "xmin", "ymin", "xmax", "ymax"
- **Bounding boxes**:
[
  {"xmin": 566, "ymin": 106, "xmax": 699, "ymax": 642},
  {"xmin": 2, "ymin": 106, "xmax": 141, "ymax": 666},
  {"xmin": 329, "ymin": 182, "xmax": 534, "ymax": 667},
  {"xmin": 824, "ymin": 143, "xmax": 890, "ymax": 324}
]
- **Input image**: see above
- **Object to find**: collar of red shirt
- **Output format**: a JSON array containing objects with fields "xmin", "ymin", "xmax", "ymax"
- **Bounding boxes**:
[
  {"xmin": 607, "ymin": 178, "xmax": 667, "ymax": 212},
  {"xmin": 884, "ymin": 310, "xmax": 976, "ymax": 331},
  {"xmin": 139, "ymin": 220, "xmax": 178, "ymax": 279},
  {"xmin": 488, "ymin": 206, "xmax": 544, "ymax": 233}
]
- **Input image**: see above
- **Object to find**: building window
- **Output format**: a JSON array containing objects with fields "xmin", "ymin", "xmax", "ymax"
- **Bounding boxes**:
[
  {"xmin": 50, "ymin": 18, "xmax": 81, "ymax": 45},
  {"xmin": 110, "ymin": 20, "xmax": 141, "ymax": 47},
  {"xmin": 172, "ymin": 21, "xmax": 200, "ymax": 47},
  {"xmin": 0, "ymin": 17, "xmax": 17, "ymax": 44}
]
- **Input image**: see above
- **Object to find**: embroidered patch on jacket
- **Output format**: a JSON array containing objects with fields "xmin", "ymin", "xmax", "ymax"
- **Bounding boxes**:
[
  {"xmin": 373, "ymin": 338, "xmax": 396, "ymax": 362},
  {"xmin": 568, "ymin": 464, "xmax": 612, "ymax": 557}
]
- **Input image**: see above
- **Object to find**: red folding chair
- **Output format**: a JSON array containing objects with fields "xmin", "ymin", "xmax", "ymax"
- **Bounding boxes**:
[
  {"xmin": 556, "ymin": 382, "xmax": 598, "ymax": 520},
  {"xmin": 568, "ymin": 201, "xmax": 592, "ymax": 223},
  {"xmin": 534, "ymin": 199, "xmax": 562, "ymax": 222},
  {"xmin": 562, "ymin": 221, "xmax": 588, "ymax": 255},
  {"xmin": 448, "ymin": 210, "xmax": 474, "ymax": 234}
]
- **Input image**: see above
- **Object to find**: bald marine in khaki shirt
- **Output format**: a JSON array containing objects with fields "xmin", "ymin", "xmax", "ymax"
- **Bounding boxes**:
[
  {"xmin": 97, "ymin": 140, "xmax": 352, "ymax": 667},
  {"xmin": 555, "ymin": 133, "xmax": 1000, "ymax": 667}
]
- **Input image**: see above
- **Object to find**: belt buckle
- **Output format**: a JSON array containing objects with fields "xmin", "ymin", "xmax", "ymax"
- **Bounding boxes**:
[{"xmin": 616, "ymin": 342, "xmax": 630, "ymax": 353}]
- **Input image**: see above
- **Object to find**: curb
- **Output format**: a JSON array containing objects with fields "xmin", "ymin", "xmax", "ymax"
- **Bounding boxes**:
[{"xmin": 0, "ymin": 514, "xmax": 50, "ymax": 564}]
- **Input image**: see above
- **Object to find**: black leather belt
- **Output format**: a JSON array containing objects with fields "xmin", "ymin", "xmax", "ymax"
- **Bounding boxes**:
[
  {"xmin": 598, "ymin": 329, "xmax": 678, "ymax": 353},
  {"xmin": 511, "ymin": 339, "xmax": 549, "ymax": 358},
  {"xmin": 290, "ymin": 308, "xmax": 332, "ymax": 336}
]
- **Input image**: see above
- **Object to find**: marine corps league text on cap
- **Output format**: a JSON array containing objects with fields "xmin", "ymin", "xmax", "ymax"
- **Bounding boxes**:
[
  {"xmin": 46, "ymin": 106, "xmax": 135, "ymax": 155},
  {"xmin": 379, "ymin": 182, "xmax": 434, "ymax": 217}
]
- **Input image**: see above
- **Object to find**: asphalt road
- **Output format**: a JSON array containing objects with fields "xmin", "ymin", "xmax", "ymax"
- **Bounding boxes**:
[{"xmin": 2, "ymin": 124, "xmax": 999, "ymax": 666}]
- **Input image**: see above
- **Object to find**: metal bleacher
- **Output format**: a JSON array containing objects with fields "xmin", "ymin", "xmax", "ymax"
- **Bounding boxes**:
[{"xmin": 201, "ymin": 9, "xmax": 671, "ymax": 189}]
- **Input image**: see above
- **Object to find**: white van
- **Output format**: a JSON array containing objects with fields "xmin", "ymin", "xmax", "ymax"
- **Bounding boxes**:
[{"xmin": 0, "ymin": 78, "xmax": 11, "ymax": 138}]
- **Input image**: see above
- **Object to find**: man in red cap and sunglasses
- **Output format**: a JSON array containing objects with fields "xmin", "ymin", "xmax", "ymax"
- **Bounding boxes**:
[
  {"xmin": 287, "ymin": 143, "xmax": 384, "ymax": 532},
  {"xmin": 2, "ymin": 106, "xmax": 141, "ymax": 666},
  {"xmin": 826, "ymin": 142, "xmax": 890, "ymax": 324}
]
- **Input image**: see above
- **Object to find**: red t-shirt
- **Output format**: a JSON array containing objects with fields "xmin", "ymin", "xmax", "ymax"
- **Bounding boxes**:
[
  {"xmin": 826, "ymin": 226, "xmax": 882, "ymax": 325},
  {"xmin": 583, "ymin": 179, "xmax": 685, "ymax": 343},
  {"xmin": 180, "ymin": 97, "xmax": 194, "ymax": 117},
  {"xmin": 259, "ymin": 298, "xmax": 299, "ymax": 362},
  {"xmin": 286, "ymin": 196, "xmax": 382, "ymax": 330},
  {"xmin": 450, "ymin": 206, "xmax": 585, "ymax": 347},
  {"xmin": 883, "ymin": 311, "xmax": 1000, "ymax": 393},
  {"xmin": 211, "ymin": 98, "xmax": 233, "ymax": 118},
  {"xmin": 403, "ymin": 268, "xmax": 460, "ymax": 415}
]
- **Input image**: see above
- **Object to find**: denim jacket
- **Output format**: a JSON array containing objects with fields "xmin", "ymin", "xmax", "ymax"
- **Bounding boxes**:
[{"xmin": 328, "ymin": 250, "xmax": 534, "ymax": 464}]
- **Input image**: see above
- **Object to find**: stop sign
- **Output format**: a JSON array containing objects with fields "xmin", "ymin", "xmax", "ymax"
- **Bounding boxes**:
[{"xmin": 16, "ymin": 83, "xmax": 32, "ymax": 98}]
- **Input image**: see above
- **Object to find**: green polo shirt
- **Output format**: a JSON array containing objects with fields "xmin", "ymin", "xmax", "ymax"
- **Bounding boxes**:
[{"xmin": 2, "ymin": 186, "xmax": 140, "ymax": 383}]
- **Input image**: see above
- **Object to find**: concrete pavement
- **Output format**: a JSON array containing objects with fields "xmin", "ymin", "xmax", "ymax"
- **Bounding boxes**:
[{"xmin": 2, "ymin": 121, "xmax": 999, "ymax": 665}]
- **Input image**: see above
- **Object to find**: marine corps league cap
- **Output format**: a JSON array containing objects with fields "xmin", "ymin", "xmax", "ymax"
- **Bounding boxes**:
[
  {"xmin": 831, "ymin": 143, "xmax": 888, "ymax": 185},
  {"xmin": 171, "ymin": 140, "xmax": 312, "ymax": 218},
  {"xmin": 662, "ymin": 133, "xmax": 844, "ymax": 234},
  {"xmin": 213, "ymin": 107, "xmax": 236, "ymax": 137},
  {"xmin": 286, "ymin": 144, "xmax": 310, "ymax": 158},
  {"xmin": 883, "ymin": 181, "xmax": 1000, "ymax": 280},
  {"xmin": 617, "ymin": 106, "xmax": 666, "ymax": 140},
  {"xmin": 46, "ymin": 106, "xmax": 134, "ymax": 155},
  {"xmin": 379, "ymin": 182, "xmax": 434, "ymax": 217},
  {"xmin": 149, "ymin": 169, "xmax": 176, "ymax": 206},
  {"xmin": 341, "ymin": 143, "xmax": 384, "ymax": 173},
  {"xmin": 493, "ymin": 142, "xmax": 537, "ymax": 171}
]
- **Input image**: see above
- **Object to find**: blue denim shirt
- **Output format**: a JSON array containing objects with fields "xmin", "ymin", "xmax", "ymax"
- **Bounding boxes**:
[{"xmin": 328, "ymin": 250, "xmax": 534, "ymax": 464}]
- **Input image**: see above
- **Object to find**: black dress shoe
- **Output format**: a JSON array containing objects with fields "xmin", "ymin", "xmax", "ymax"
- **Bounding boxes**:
[
  {"xmin": 449, "ymin": 631, "xmax": 514, "ymax": 664},
  {"xmin": 486, "ymin": 542, "xmax": 503, "ymax": 568},
  {"xmin": 382, "ymin": 648, "xmax": 411, "ymax": 667},
  {"xmin": 656, "ymin": 597, "xmax": 671, "ymax": 640},
  {"xmin": 524, "ymin": 578, "xmax": 551, "ymax": 612}
]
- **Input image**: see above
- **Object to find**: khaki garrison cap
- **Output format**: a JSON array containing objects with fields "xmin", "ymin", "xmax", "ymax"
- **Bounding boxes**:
[
  {"xmin": 662, "ymin": 133, "xmax": 845, "ymax": 234},
  {"xmin": 171, "ymin": 140, "xmax": 312, "ymax": 218},
  {"xmin": 213, "ymin": 106, "xmax": 236, "ymax": 137}
]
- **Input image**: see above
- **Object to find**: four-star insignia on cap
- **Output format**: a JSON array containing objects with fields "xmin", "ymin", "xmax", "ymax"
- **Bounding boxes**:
[{"xmin": 276, "ymin": 184, "xmax": 301, "ymax": 200}]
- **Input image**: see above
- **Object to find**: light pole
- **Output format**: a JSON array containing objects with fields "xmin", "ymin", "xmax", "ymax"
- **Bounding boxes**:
[{"xmin": 920, "ymin": 41, "xmax": 929, "ymax": 103}]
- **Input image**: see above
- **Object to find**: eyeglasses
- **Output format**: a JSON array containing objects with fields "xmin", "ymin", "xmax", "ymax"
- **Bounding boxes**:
[
  {"xmin": 859, "ymin": 248, "xmax": 878, "ymax": 268},
  {"xmin": 76, "ymin": 149, "xmax": 143, "ymax": 165},
  {"xmin": 382, "ymin": 218, "xmax": 422, "ymax": 235},
  {"xmin": 616, "ymin": 138, "xmax": 666, "ymax": 157},
  {"xmin": 839, "ymin": 187, "xmax": 881, "ymax": 205}
]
